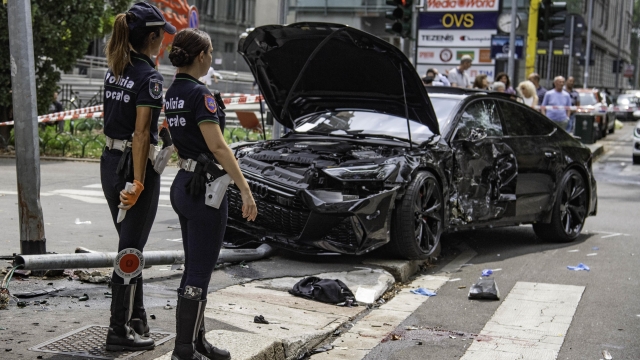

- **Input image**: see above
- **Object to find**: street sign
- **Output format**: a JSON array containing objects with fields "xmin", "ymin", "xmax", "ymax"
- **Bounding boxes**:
[
  {"xmin": 418, "ymin": 29, "xmax": 495, "ymax": 47},
  {"xmin": 490, "ymin": 35, "xmax": 524, "ymax": 59},
  {"xmin": 114, "ymin": 248, "xmax": 144, "ymax": 284}
]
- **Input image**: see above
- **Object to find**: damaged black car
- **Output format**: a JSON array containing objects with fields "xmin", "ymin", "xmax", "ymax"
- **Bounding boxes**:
[{"xmin": 223, "ymin": 22, "xmax": 598, "ymax": 260}]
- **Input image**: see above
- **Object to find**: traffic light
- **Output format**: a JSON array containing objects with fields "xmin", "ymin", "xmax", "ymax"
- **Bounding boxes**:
[
  {"xmin": 537, "ymin": 0, "xmax": 567, "ymax": 41},
  {"xmin": 385, "ymin": 0, "xmax": 412, "ymax": 38}
]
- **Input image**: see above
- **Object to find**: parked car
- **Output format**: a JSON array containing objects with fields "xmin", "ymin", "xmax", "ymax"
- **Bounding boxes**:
[
  {"xmin": 615, "ymin": 93, "xmax": 640, "ymax": 121},
  {"xmin": 576, "ymin": 89, "xmax": 615, "ymax": 138},
  {"xmin": 225, "ymin": 23, "xmax": 598, "ymax": 260}
]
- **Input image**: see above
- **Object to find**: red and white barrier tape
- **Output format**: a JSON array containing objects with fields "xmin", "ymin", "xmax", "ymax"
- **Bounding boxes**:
[
  {"xmin": 0, "ymin": 95, "xmax": 265, "ymax": 126},
  {"xmin": 535, "ymin": 105, "xmax": 640, "ymax": 112}
]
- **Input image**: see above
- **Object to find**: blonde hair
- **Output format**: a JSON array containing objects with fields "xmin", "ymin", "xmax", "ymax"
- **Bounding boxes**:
[
  {"xmin": 105, "ymin": 14, "xmax": 131, "ymax": 79},
  {"xmin": 517, "ymin": 80, "xmax": 538, "ymax": 106}
]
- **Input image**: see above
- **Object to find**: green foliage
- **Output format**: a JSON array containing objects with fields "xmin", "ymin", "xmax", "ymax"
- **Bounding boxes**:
[{"xmin": 0, "ymin": 1, "xmax": 131, "ymax": 122}]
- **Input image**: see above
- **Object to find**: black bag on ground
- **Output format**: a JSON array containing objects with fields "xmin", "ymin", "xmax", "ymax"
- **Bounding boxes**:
[{"xmin": 289, "ymin": 276, "xmax": 355, "ymax": 304}]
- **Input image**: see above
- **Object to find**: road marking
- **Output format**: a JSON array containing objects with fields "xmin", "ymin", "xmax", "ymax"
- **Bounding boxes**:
[
  {"xmin": 85, "ymin": 182, "xmax": 173, "ymax": 190},
  {"xmin": 589, "ymin": 230, "xmax": 631, "ymax": 238},
  {"xmin": 58, "ymin": 194, "xmax": 107, "ymax": 204},
  {"xmin": 459, "ymin": 282, "xmax": 584, "ymax": 360},
  {"xmin": 312, "ymin": 274, "xmax": 450, "ymax": 359},
  {"xmin": 438, "ymin": 242, "xmax": 477, "ymax": 274},
  {"xmin": 165, "ymin": 238, "xmax": 182, "ymax": 242},
  {"xmin": 52, "ymin": 189, "xmax": 105, "ymax": 197}
]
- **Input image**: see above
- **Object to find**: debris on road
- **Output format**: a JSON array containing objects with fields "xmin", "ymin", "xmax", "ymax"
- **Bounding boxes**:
[
  {"xmin": 78, "ymin": 294, "xmax": 89, "ymax": 301},
  {"xmin": 568, "ymin": 249, "xmax": 580, "ymax": 253},
  {"xmin": 289, "ymin": 277, "xmax": 356, "ymax": 304},
  {"xmin": 13, "ymin": 287, "xmax": 66, "ymax": 299},
  {"xmin": 567, "ymin": 263, "xmax": 590, "ymax": 271},
  {"xmin": 587, "ymin": 253, "xmax": 598, "ymax": 256},
  {"xmin": 448, "ymin": 278, "xmax": 461, "ymax": 282},
  {"xmin": 74, "ymin": 270, "xmax": 109, "ymax": 283},
  {"xmin": 481, "ymin": 269, "xmax": 493, "ymax": 277},
  {"xmin": 74, "ymin": 218, "xmax": 91, "ymax": 225},
  {"xmin": 311, "ymin": 344, "xmax": 333, "ymax": 354},
  {"xmin": 458, "ymin": 286, "xmax": 466, "ymax": 289},
  {"xmin": 0, "ymin": 288, "xmax": 10, "ymax": 310},
  {"xmin": 391, "ymin": 334, "xmax": 401, "ymax": 341},
  {"xmin": 254, "ymin": 315, "xmax": 269, "ymax": 324},
  {"xmin": 168, "ymin": 224, "xmax": 181, "ymax": 230},
  {"xmin": 468, "ymin": 278, "xmax": 500, "ymax": 300},
  {"xmin": 410, "ymin": 288, "xmax": 436, "ymax": 296},
  {"xmin": 602, "ymin": 349, "xmax": 613, "ymax": 359},
  {"xmin": 150, "ymin": 314, "xmax": 156, "ymax": 320},
  {"xmin": 164, "ymin": 304, "xmax": 173, "ymax": 310},
  {"xmin": 593, "ymin": 247, "xmax": 600, "ymax": 251}
]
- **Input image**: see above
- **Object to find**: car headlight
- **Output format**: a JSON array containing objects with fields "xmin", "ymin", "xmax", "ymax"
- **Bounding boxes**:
[{"xmin": 323, "ymin": 164, "xmax": 396, "ymax": 181}]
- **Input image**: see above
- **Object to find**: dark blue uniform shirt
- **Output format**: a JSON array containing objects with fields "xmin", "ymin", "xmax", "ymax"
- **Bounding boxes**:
[
  {"xmin": 165, "ymin": 73, "xmax": 225, "ymax": 161},
  {"xmin": 103, "ymin": 52, "xmax": 163, "ymax": 145}
]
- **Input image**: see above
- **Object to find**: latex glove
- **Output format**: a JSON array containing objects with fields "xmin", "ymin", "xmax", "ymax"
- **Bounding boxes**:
[
  {"xmin": 119, "ymin": 179, "xmax": 144, "ymax": 210},
  {"xmin": 240, "ymin": 189, "xmax": 258, "ymax": 221}
]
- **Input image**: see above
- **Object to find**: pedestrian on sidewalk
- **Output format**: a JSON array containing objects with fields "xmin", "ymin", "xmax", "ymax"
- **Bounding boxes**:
[
  {"xmin": 528, "ymin": 73, "xmax": 547, "ymax": 105},
  {"xmin": 495, "ymin": 72, "xmax": 516, "ymax": 95},
  {"xmin": 166, "ymin": 28, "xmax": 257, "ymax": 360},
  {"xmin": 517, "ymin": 80, "xmax": 539, "ymax": 108},
  {"xmin": 564, "ymin": 76, "xmax": 580, "ymax": 133},
  {"xmin": 541, "ymin": 76, "xmax": 572, "ymax": 130},
  {"xmin": 449, "ymin": 55, "xmax": 473, "ymax": 88},
  {"xmin": 101, "ymin": 2, "xmax": 176, "ymax": 352}
]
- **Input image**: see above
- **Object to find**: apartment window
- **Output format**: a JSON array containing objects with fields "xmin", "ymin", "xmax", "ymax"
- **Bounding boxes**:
[
  {"xmin": 224, "ymin": 42, "xmax": 235, "ymax": 53},
  {"xmin": 227, "ymin": 0, "xmax": 236, "ymax": 19},
  {"xmin": 604, "ymin": 0, "xmax": 609, "ymax": 30}
]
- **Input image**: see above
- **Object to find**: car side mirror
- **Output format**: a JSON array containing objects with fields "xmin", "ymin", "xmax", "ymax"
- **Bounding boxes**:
[{"xmin": 467, "ymin": 128, "xmax": 487, "ymax": 142}]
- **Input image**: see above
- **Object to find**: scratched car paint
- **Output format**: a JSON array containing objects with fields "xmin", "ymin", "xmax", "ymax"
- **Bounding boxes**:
[{"xmin": 222, "ymin": 23, "xmax": 598, "ymax": 260}]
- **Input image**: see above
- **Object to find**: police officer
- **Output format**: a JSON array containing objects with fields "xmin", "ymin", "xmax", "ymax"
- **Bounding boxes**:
[
  {"xmin": 101, "ymin": 2, "xmax": 176, "ymax": 351},
  {"xmin": 166, "ymin": 28, "xmax": 257, "ymax": 360}
]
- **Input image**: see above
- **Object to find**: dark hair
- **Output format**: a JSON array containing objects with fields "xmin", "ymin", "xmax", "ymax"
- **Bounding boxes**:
[
  {"xmin": 105, "ymin": 12, "xmax": 162, "ymax": 77},
  {"xmin": 169, "ymin": 28, "xmax": 211, "ymax": 67},
  {"xmin": 472, "ymin": 74, "xmax": 488, "ymax": 89},
  {"xmin": 496, "ymin": 72, "xmax": 510, "ymax": 88},
  {"xmin": 426, "ymin": 68, "xmax": 436, "ymax": 75}
]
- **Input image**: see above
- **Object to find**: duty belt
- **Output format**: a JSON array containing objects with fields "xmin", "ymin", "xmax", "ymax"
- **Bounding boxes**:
[
  {"xmin": 105, "ymin": 135, "xmax": 157, "ymax": 163},
  {"xmin": 177, "ymin": 158, "xmax": 197, "ymax": 172},
  {"xmin": 105, "ymin": 136, "xmax": 131, "ymax": 152}
]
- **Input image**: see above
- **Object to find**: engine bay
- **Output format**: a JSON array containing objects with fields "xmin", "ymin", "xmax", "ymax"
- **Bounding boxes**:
[{"xmin": 234, "ymin": 140, "xmax": 405, "ymax": 195}]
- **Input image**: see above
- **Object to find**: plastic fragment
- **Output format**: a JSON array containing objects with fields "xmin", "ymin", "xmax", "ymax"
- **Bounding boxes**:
[
  {"xmin": 568, "ymin": 249, "xmax": 580, "ymax": 252},
  {"xmin": 481, "ymin": 269, "xmax": 493, "ymax": 277},
  {"xmin": 592, "ymin": 247, "xmax": 600, "ymax": 251},
  {"xmin": 449, "ymin": 335, "xmax": 456, "ymax": 339},
  {"xmin": 468, "ymin": 278, "xmax": 500, "ymax": 300},
  {"xmin": 78, "ymin": 294, "xmax": 89, "ymax": 301},
  {"xmin": 74, "ymin": 218, "xmax": 91, "ymax": 225},
  {"xmin": 586, "ymin": 253, "xmax": 598, "ymax": 256},
  {"xmin": 602, "ymin": 349, "xmax": 612, "ymax": 359},
  {"xmin": 448, "ymin": 278, "xmax": 461, "ymax": 282},
  {"xmin": 164, "ymin": 304, "xmax": 173, "ymax": 310},
  {"xmin": 254, "ymin": 315, "xmax": 269, "ymax": 324},
  {"xmin": 567, "ymin": 263, "xmax": 590, "ymax": 271},
  {"xmin": 410, "ymin": 288, "xmax": 436, "ymax": 296}
]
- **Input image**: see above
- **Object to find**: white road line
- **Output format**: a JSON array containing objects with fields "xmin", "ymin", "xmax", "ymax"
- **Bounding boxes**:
[
  {"xmin": 459, "ymin": 282, "xmax": 585, "ymax": 360},
  {"xmin": 84, "ymin": 182, "xmax": 173, "ymax": 188},
  {"xmin": 57, "ymin": 194, "xmax": 107, "ymax": 204},
  {"xmin": 52, "ymin": 189, "xmax": 106, "ymax": 197},
  {"xmin": 438, "ymin": 242, "xmax": 477, "ymax": 274},
  {"xmin": 312, "ymin": 274, "xmax": 450, "ymax": 360}
]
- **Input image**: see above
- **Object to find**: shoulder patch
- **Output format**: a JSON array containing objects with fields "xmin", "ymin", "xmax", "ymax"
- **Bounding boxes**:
[
  {"xmin": 204, "ymin": 94, "xmax": 217, "ymax": 113},
  {"xmin": 149, "ymin": 78, "xmax": 163, "ymax": 99}
]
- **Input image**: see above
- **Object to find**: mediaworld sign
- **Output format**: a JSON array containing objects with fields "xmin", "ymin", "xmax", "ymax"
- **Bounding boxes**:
[
  {"xmin": 425, "ymin": 0, "xmax": 499, "ymax": 12},
  {"xmin": 418, "ymin": 29, "xmax": 496, "ymax": 47},
  {"xmin": 419, "ymin": 11, "xmax": 498, "ymax": 30}
]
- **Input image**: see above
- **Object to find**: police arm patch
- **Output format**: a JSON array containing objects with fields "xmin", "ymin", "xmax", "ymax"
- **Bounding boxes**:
[
  {"xmin": 204, "ymin": 94, "xmax": 217, "ymax": 113},
  {"xmin": 149, "ymin": 78, "xmax": 163, "ymax": 100}
]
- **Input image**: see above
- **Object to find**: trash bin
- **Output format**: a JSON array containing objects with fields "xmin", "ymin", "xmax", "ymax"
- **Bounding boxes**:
[{"xmin": 573, "ymin": 114, "xmax": 596, "ymax": 144}]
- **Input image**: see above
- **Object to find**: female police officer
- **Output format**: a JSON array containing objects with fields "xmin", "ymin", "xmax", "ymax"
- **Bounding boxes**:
[
  {"xmin": 102, "ymin": 2, "xmax": 176, "ymax": 351},
  {"xmin": 166, "ymin": 28, "xmax": 257, "ymax": 360}
]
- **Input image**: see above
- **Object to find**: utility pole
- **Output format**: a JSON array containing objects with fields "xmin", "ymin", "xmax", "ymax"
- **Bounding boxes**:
[
  {"xmin": 507, "ymin": 0, "xmax": 517, "ymax": 84},
  {"xmin": 614, "ymin": 3, "xmax": 624, "ymax": 94},
  {"xmin": 410, "ymin": 0, "xmax": 420, "ymax": 66},
  {"xmin": 7, "ymin": 0, "xmax": 46, "ymax": 254},
  {"xmin": 567, "ymin": 15, "xmax": 575, "ymax": 80},
  {"xmin": 636, "ymin": 34, "xmax": 640, "ymax": 88},
  {"xmin": 583, "ymin": 0, "xmax": 593, "ymax": 88}
]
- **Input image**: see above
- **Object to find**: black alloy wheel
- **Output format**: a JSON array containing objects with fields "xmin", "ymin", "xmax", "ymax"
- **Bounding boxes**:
[
  {"xmin": 533, "ymin": 169, "xmax": 588, "ymax": 242},
  {"xmin": 390, "ymin": 171, "xmax": 443, "ymax": 259}
]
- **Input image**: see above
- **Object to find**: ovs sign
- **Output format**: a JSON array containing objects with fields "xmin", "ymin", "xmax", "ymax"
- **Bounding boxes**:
[{"xmin": 420, "ymin": 11, "xmax": 498, "ymax": 30}]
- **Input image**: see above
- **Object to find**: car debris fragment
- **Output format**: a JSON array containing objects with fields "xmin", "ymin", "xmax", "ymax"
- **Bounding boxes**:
[
  {"xmin": 567, "ymin": 263, "xmax": 590, "ymax": 271},
  {"xmin": 468, "ymin": 278, "xmax": 500, "ymax": 300},
  {"xmin": 254, "ymin": 315, "xmax": 269, "ymax": 324}
]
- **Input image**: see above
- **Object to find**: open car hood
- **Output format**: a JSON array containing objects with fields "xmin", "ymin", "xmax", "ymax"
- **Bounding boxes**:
[{"xmin": 239, "ymin": 23, "xmax": 440, "ymax": 135}]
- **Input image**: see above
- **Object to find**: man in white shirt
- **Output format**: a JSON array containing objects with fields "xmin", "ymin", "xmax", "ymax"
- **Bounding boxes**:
[
  {"xmin": 199, "ymin": 67, "xmax": 219, "ymax": 86},
  {"xmin": 448, "ymin": 55, "xmax": 472, "ymax": 88}
]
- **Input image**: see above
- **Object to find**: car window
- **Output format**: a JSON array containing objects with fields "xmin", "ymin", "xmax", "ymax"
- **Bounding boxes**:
[
  {"xmin": 454, "ymin": 100, "xmax": 503, "ymax": 139},
  {"xmin": 498, "ymin": 100, "xmax": 555, "ymax": 136},
  {"xmin": 430, "ymin": 97, "xmax": 461, "ymax": 125},
  {"xmin": 579, "ymin": 93, "xmax": 598, "ymax": 106}
]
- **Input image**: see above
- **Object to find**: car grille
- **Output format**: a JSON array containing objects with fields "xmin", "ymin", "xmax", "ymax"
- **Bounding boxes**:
[
  {"xmin": 324, "ymin": 218, "xmax": 359, "ymax": 247},
  {"xmin": 227, "ymin": 186, "xmax": 310, "ymax": 236}
]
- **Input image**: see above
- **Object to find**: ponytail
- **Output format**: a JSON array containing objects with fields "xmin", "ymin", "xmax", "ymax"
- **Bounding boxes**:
[{"xmin": 105, "ymin": 13, "xmax": 131, "ymax": 78}]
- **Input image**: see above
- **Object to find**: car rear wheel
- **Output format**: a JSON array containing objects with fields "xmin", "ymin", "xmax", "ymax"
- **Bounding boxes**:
[
  {"xmin": 390, "ymin": 171, "xmax": 443, "ymax": 260},
  {"xmin": 533, "ymin": 169, "xmax": 588, "ymax": 242}
]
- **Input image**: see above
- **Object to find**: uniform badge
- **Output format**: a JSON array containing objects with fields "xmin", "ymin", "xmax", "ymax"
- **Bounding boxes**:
[
  {"xmin": 149, "ymin": 78, "xmax": 163, "ymax": 100},
  {"xmin": 204, "ymin": 94, "xmax": 217, "ymax": 113}
]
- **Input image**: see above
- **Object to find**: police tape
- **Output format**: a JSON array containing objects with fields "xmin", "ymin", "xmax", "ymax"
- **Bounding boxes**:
[
  {"xmin": 0, "ymin": 95, "xmax": 265, "ymax": 126},
  {"xmin": 535, "ymin": 105, "xmax": 640, "ymax": 112}
]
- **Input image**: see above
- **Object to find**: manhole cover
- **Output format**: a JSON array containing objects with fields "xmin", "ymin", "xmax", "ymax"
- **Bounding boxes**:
[{"xmin": 29, "ymin": 325, "xmax": 175, "ymax": 359}]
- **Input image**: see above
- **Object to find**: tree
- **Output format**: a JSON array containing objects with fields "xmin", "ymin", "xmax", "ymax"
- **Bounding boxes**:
[{"xmin": 0, "ymin": 0, "xmax": 131, "ymax": 125}]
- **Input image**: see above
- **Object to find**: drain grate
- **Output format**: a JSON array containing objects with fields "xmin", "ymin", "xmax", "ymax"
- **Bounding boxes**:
[{"xmin": 29, "ymin": 325, "xmax": 175, "ymax": 359}]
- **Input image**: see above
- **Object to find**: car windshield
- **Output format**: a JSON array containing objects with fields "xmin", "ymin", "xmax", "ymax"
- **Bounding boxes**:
[
  {"xmin": 579, "ymin": 93, "xmax": 598, "ymax": 106},
  {"xmin": 430, "ymin": 97, "xmax": 461, "ymax": 125},
  {"xmin": 294, "ymin": 110, "xmax": 436, "ymax": 144},
  {"xmin": 617, "ymin": 94, "xmax": 639, "ymax": 105}
]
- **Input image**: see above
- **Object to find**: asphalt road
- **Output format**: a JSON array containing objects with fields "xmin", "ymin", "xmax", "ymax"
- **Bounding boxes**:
[{"xmin": 0, "ymin": 124, "xmax": 638, "ymax": 360}]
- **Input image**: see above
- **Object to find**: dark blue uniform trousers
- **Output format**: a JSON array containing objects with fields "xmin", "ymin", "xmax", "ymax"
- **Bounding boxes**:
[
  {"xmin": 170, "ymin": 170, "xmax": 227, "ymax": 298},
  {"xmin": 101, "ymin": 148, "xmax": 160, "ymax": 284}
]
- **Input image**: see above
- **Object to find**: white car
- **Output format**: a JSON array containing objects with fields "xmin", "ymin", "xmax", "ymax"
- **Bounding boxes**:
[{"xmin": 634, "ymin": 119, "xmax": 640, "ymax": 164}]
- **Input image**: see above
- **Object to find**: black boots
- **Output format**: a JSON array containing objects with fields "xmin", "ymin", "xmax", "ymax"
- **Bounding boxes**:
[
  {"xmin": 106, "ymin": 282, "xmax": 155, "ymax": 351},
  {"xmin": 172, "ymin": 286, "xmax": 230, "ymax": 360},
  {"xmin": 196, "ymin": 302, "xmax": 231, "ymax": 360},
  {"xmin": 130, "ymin": 277, "xmax": 150, "ymax": 337}
]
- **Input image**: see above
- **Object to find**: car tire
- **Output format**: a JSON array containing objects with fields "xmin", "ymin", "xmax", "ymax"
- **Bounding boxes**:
[
  {"xmin": 390, "ymin": 171, "xmax": 443, "ymax": 260},
  {"xmin": 533, "ymin": 169, "xmax": 588, "ymax": 243},
  {"xmin": 633, "ymin": 155, "xmax": 640, "ymax": 165}
]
